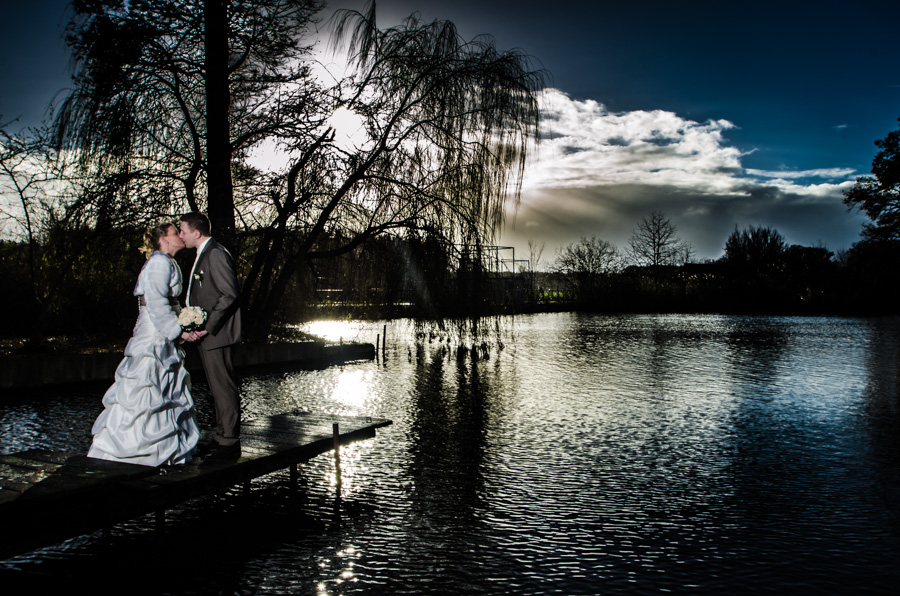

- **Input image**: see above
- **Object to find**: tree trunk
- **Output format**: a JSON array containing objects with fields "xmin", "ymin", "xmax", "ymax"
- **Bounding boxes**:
[{"xmin": 204, "ymin": 0, "xmax": 235, "ymax": 251}]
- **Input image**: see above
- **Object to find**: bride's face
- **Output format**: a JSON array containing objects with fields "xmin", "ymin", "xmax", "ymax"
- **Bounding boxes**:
[{"xmin": 160, "ymin": 225, "xmax": 185, "ymax": 254}]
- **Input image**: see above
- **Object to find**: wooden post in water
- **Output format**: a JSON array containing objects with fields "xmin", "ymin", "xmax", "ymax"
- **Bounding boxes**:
[
  {"xmin": 333, "ymin": 422, "xmax": 342, "ymax": 493},
  {"xmin": 382, "ymin": 324, "xmax": 387, "ymax": 358}
]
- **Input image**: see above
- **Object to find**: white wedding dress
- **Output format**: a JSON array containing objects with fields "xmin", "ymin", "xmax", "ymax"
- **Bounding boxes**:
[{"xmin": 88, "ymin": 251, "xmax": 200, "ymax": 466}]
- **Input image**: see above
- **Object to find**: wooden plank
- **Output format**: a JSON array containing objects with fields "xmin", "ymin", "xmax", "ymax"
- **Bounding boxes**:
[
  {"xmin": 0, "ymin": 487, "xmax": 22, "ymax": 505},
  {"xmin": 103, "ymin": 426, "xmax": 379, "ymax": 519},
  {"xmin": 0, "ymin": 462, "xmax": 52, "ymax": 492},
  {"xmin": 0, "ymin": 454, "xmax": 64, "ymax": 474},
  {"xmin": 1, "ymin": 449, "xmax": 72, "ymax": 466},
  {"xmin": 240, "ymin": 425, "xmax": 329, "ymax": 444},
  {"xmin": 0, "ymin": 456, "xmax": 157, "ymax": 510},
  {"xmin": 242, "ymin": 411, "xmax": 390, "ymax": 430}
]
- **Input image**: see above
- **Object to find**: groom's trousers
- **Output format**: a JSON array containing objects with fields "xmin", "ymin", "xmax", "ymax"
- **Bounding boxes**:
[{"xmin": 197, "ymin": 345, "xmax": 240, "ymax": 446}]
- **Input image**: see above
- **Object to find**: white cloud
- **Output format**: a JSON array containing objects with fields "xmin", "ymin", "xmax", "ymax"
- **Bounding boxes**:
[
  {"xmin": 525, "ymin": 89, "xmax": 744, "ymax": 194},
  {"xmin": 502, "ymin": 89, "xmax": 867, "ymax": 262},
  {"xmin": 745, "ymin": 167, "xmax": 856, "ymax": 180}
]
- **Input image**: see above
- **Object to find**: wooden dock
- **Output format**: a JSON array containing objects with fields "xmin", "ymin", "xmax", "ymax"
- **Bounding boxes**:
[{"xmin": 0, "ymin": 412, "xmax": 391, "ymax": 560}]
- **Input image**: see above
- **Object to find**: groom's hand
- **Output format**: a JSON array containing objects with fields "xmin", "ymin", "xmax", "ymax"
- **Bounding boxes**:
[{"xmin": 180, "ymin": 330, "xmax": 207, "ymax": 342}]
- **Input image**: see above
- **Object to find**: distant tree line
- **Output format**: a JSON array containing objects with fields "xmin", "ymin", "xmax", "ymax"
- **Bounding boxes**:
[{"xmin": 548, "ymin": 223, "xmax": 900, "ymax": 315}]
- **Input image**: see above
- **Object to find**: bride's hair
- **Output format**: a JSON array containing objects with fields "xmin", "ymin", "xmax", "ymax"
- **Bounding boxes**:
[{"xmin": 138, "ymin": 223, "xmax": 175, "ymax": 259}]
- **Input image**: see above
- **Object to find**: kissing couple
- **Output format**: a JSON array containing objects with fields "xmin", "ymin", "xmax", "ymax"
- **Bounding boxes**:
[{"xmin": 87, "ymin": 212, "xmax": 243, "ymax": 466}]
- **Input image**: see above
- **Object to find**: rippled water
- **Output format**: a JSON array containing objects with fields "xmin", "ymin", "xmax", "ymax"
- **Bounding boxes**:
[{"xmin": 3, "ymin": 313, "xmax": 900, "ymax": 594}]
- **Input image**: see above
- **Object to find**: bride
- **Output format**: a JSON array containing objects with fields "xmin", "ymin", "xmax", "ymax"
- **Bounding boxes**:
[{"xmin": 88, "ymin": 223, "xmax": 200, "ymax": 466}]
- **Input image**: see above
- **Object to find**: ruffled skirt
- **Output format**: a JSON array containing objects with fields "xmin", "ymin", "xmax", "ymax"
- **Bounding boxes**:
[{"xmin": 88, "ymin": 309, "xmax": 199, "ymax": 466}]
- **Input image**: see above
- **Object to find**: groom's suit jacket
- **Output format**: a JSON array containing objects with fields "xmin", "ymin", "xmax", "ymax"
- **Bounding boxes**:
[{"xmin": 188, "ymin": 238, "xmax": 242, "ymax": 350}]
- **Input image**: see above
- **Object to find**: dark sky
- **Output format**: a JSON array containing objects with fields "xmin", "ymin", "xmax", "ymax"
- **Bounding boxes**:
[{"xmin": 2, "ymin": 0, "xmax": 898, "ymax": 259}]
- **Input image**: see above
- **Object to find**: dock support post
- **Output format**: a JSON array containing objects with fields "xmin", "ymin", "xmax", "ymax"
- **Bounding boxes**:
[
  {"xmin": 155, "ymin": 509, "xmax": 165, "ymax": 533},
  {"xmin": 333, "ymin": 422, "xmax": 342, "ymax": 493},
  {"xmin": 290, "ymin": 463, "xmax": 298, "ymax": 487}
]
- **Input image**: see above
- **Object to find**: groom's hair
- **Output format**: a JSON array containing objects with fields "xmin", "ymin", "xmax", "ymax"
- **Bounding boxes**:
[{"xmin": 181, "ymin": 212, "xmax": 211, "ymax": 236}]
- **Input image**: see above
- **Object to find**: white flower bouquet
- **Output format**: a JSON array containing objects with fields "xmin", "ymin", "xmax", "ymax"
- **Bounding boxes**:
[{"xmin": 178, "ymin": 305, "xmax": 207, "ymax": 332}]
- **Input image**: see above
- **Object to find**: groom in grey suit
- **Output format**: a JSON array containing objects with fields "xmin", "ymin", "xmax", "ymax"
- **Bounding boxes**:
[{"xmin": 179, "ymin": 212, "xmax": 243, "ymax": 460}]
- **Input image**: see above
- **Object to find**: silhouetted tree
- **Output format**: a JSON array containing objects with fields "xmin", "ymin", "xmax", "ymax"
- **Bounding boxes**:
[
  {"xmin": 0, "ymin": 121, "xmax": 109, "ymax": 341},
  {"xmin": 783, "ymin": 244, "xmax": 836, "ymax": 310},
  {"xmin": 1, "ymin": 124, "xmax": 47, "ymax": 302},
  {"xmin": 722, "ymin": 225, "xmax": 787, "ymax": 271},
  {"xmin": 525, "ymin": 238, "xmax": 545, "ymax": 302},
  {"xmin": 241, "ymin": 4, "xmax": 544, "ymax": 330},
  {"xmin": 720, "ymin": 225, "xmax": 788, "ymax": 311},
  {"xmin": 844, "ymin": 116, "xmax": 900, "ymax": 242},
  {"xmin": 54, "ymin": 0, "xmax": 324, "ymax": 246},
  {"xmin": 204, "ymin": 0, "xmax": 236, "ymax": 248},
  {"xmin": 554, "ymin": 236, "xmax": 620, "ymax": 305},
  {"xmin": 628, "ymin": 210, "xmax": 688, "ymax": 269},
  {"xmin": 1, "ymin": 123, "xmax": 52, "ymax": 340},
  {"xmin": 837, "ymin": 238, "xmax": 900, "ymax": 313}
]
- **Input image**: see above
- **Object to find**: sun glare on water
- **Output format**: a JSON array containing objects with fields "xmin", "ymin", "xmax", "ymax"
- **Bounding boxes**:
[{"xmin": 302, "ymin": 320, "xmax": 358, "ymax": 343}]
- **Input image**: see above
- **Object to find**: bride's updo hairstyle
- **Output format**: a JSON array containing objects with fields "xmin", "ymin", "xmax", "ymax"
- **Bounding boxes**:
[{"xmin": 138, "ymin": 223, "xmax": 174, "ymax": 259}]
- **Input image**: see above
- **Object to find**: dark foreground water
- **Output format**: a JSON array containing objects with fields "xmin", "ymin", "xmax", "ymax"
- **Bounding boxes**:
[{"xmin": 2, "ymin": 313, "xmax": 900, "ymax": 594}]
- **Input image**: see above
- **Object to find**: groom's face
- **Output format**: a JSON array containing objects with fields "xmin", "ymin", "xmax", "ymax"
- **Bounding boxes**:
[{"xmin": 179, "ymin": 221, "xmax": 200, "ymax": 249}]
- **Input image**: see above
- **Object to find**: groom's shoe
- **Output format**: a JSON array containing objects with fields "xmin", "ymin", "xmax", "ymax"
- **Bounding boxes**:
[
  {"xmin": 205, "ymin": 442, "xmax": 241, "ymax": 461},
  {"xmin": 196, "ymin": 439, "xmax": 216, "ymax": 456}
]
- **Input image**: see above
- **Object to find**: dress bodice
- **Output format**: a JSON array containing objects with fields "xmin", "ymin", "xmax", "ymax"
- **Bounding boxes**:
[
  {"xmin": 134, "ymin": 251, "xmax": 183, "ymax": 298},
  {"xmin": 133, "ymin": 252, "xmax": 183, "ymax": 340}
]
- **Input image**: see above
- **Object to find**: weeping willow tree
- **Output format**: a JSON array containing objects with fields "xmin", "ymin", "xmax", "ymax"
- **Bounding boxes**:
[
  {"xmin": 244, "ymin": 4, "xmax": 545, "ymax": 330},
  {"xmin": 52, "ymin": 0, "xmax": 545, "ymax": 336}
]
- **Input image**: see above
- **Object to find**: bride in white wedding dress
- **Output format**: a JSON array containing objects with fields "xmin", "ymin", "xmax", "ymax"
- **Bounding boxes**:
[{"xmin": 88, "ymin": 223, "xmax": 200, "ymax": 466}]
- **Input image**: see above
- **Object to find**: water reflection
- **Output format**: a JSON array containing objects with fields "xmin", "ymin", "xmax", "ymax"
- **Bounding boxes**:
[
  {"xmin": 724, "ymin": 315, "xmax": 789, "ymax": 395},
  {"xmin": 859, "ymin": 318, "xmax": 900, "ymax": 542},
  {"xmin": 2, "ymin": 314, "xmax": 900, "ymax": 594}
]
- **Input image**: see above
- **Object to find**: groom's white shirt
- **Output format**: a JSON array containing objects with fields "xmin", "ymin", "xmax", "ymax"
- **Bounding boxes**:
[{"xmin": 186, "ymin": 237, "xmax": 210, "ymax": 307}]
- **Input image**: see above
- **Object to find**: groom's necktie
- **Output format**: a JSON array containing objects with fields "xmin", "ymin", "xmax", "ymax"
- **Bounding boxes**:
[{"xmin": 187, "ymin": 239, "xmax": 209, "ymax": 306}]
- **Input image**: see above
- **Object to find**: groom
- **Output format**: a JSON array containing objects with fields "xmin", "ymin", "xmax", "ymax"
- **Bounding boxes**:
[{"xmin": 179, "ymin": 212, "xmax": 243, "ymax": 460}]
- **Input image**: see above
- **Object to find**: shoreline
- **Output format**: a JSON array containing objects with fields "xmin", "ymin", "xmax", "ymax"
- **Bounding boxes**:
[{"xmin": 0, "ymin": 340, "xmax": 375, "ymax": 392}]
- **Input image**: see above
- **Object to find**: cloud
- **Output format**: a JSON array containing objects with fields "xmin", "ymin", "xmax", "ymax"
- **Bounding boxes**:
[
  {"xmin": 745, "ymin": 167, "xmax": 856, "ymax": 180},
  {"xmin": 524, "ymin": 89, "xmax": 744, "ymax": 194},
  {"xmin": 502, "ymin": 89, "xmax": 866, "ymax": 262}
]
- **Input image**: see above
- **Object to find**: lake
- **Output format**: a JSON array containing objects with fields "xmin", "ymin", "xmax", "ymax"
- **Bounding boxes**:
[{"xmin": 2, "ymin": 313, "xmax": 900, "ymax": 594}]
